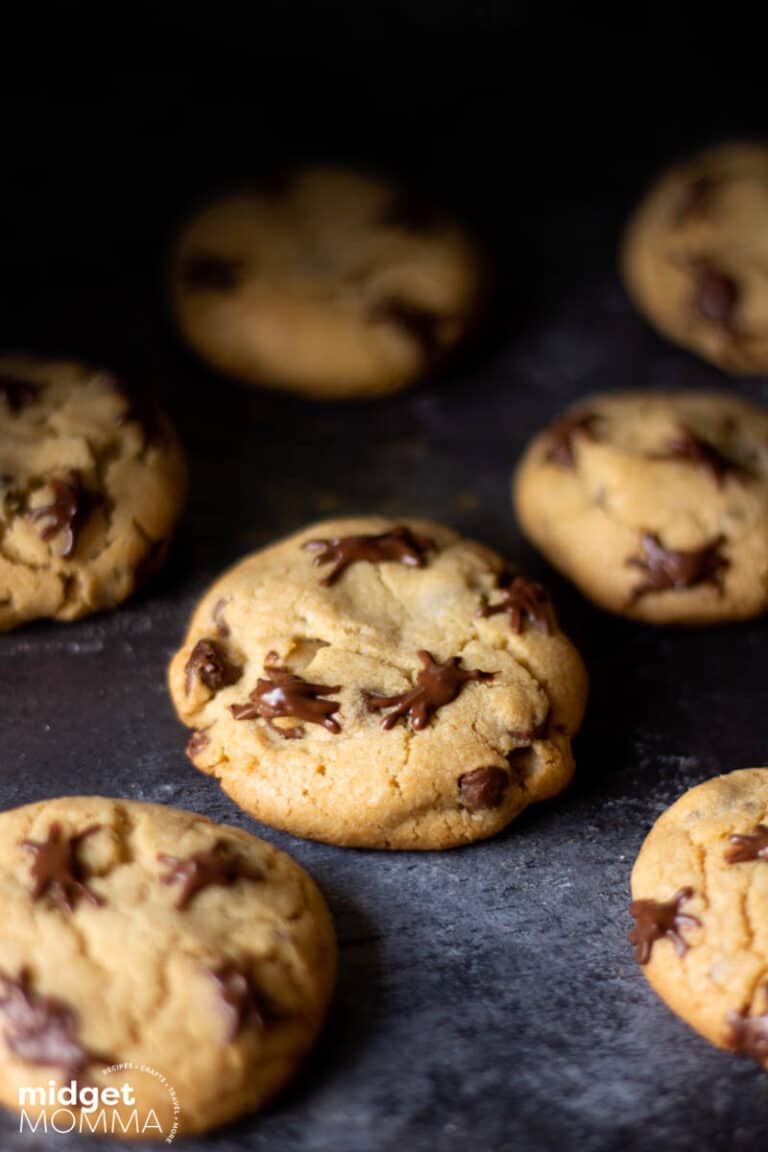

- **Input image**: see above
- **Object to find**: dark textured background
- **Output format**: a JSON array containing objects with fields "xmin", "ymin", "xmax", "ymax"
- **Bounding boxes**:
[{"xmin": 2, "ymin": 8, "xmax": 768, "ymax": 1150}]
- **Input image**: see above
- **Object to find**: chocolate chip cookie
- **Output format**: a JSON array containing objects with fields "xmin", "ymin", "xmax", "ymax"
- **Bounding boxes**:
[
  {"xmin": 168, "ymin": 517, "xmax": 588, "ymax": 849},
  {"xmin": 171, "ymin": 168, "xmax": 485, "ymax": 399},
  {"xmin": 513, "ymin": 390, "xmax": 768, "ymax": 623},
  {"xmin": 622, "ymin": 141, "xmax": 768, "ymax": 372},
  {"xmin": 0, "ymin": 796, "xmax": 335, "ymax": 1136},
  {"xmin": 630, "ymin": 768, "xmax": 768, "ymax": 1067},
  {"xmin": 0, "ymin": 355, "xmax": 186, "ymax": 629}
]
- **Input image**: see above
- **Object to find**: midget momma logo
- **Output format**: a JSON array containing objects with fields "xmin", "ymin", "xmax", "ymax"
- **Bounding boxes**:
[{"xmin": 18, "ymin": 1063, "xmax": 180, "ymax": 1142}]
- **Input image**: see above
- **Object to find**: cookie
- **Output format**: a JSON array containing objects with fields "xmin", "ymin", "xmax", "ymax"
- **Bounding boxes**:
[
  {"xmin": 0, "ymin": 796, "xmax": 336, "ymax": 1137},
  {"xmin": 629, "ymin": 768, "xmax": 768, "ymax": 1067},
  {"xmin": 170, "ymin": 168, "xmax": 485, "ymax": 399},
  {"xmin": 622, "ymin": 141, "xmax": 768, "ymax": 373},
  {"xmin": 0, "ymin": 355, "xmax": 186, "ymax": 630},
  {"xmin": 513, "ymin": 390, "xmax": 768, "ymax": 624},
  {"xmin": 168, "ymin": 517, "xmax": 588, "ymax": 849}
]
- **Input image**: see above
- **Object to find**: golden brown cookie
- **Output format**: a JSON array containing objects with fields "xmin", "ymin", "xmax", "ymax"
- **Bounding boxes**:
[
  {"xmin": 168, "ymin": 516, "xmax": 588, "ymax": 849},
  {"xmin": 0, "ymin": 355, "xmax": 186, "ymax": 629},
  {"xmin": 170, "ymin": 168, "xmax": 485, "ymax": 399},
  {"xmin": 0, "ymin": 796, "xmax": 336, "ymax": 1137},
  {"xmin": 513, "ymin": 390, "xmax": 768, "ymax": 624},
  {"xmin": 622, "ymin": 141, "xmax": 768, "ymax": 372},
  {"xmin": 630, "ymin": 769, "xmax": 768, "ymax": 1067}
]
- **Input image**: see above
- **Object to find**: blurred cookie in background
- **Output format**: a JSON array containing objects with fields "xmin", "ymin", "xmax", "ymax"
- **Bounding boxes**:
[
  {"xmin": 171, "ymin": 167, "xmax": 486, "ymax": 400},
  {"xmin": 0, "ymin": 355, "xmax": 186, "ymax": 629},
  {"xmin": 513, "ymin": 390, "xmax": 768, "ymax": 624},
  {"xmin": 621, "ymin": 141, "xmax": 768, "ymax": 372}
]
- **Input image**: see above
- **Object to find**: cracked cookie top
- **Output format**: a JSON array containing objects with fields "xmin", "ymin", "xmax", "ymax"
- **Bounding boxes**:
[
  {"xmin": 170, "ymin": 167, "xmax": 485, "ymax": 399},
  {"xmin": 621, "ymin": 142, "xmax": 768, "ymax": 373},
  {"xmin": 168, "ymin": 516, "xmax": 588, "ymax": 849},
  {"xmin": 513, "ymin": 390, "xmax": 768, "ymax": 624},
  {"xmin": 0, "ymin": 796, "xmax": 336, "ymax": 1136},
  {"xmin": 0, "ymin": 355, "xmax": 187, "ymax": 630},
  {"xmin": 630, "ymin": 769, "xmax": 768, "ymax": 1066}
]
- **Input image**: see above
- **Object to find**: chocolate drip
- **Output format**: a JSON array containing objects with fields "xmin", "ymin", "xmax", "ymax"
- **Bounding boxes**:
[
  {"xmin": 187, "ymin": 728, "xmax": 211, "ymax": 758},
  {"xmin": 210, "ymin": 962, "xmax": 271, "ymax": 1040},
  {"xmin": 303, "ymin": 525, "xmax": 435, "ymax": 586},
  {"xmin": 628, "ymin": 888, "xmax": 700, "ymax": 964},
  {"xmin": 21, "ymin": 822, "xmax": 102, "ymax": 911},
  {"xmin": 728, "ymin": 996, "xmax": 768, "ymax": 1064},
  {"xmin": 27, "ymin": 473, "xmax": 99, "ymax": 559},
  {"xmin": 652, "ymin": 425, "xmax": 747, "ymax": 486},
  {"xmin": 365, "ymin": 650, "xmax": 495, "ymax": 731},
  {"xmin": 628, "ymin": 532, "xmax": 728, "ymax": 601},
  {"xmin": 159, "ymin": 841, "xmax": 263, "ymax": 910},
  {"xmin": 0, "ymin": 969, "xmax": 95, "ymax": 1074},
  {"xmin": 230, "ymin": 656, "xmax": 342, "ymax": 738},
  {"xmin": 477, "ymin": 574, "xmax": 551, "ymax": 634},
  {"xmin": 725, "ymin": 824, "xmax": 768, "ymax": 864},
  {"xmin": 184, "ymin": 639, "xmax": 242, "ymax": 696}
]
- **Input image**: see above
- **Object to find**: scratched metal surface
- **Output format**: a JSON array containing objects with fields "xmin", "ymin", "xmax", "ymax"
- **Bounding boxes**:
[{"xmin": 2, "ymin": 18, "xmax": 768, "ymax": 1151}]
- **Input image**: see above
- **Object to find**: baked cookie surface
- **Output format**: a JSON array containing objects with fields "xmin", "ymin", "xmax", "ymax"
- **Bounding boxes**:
[
  {"xmin": 168, "ymin": 517, "xmax": 588, "ymax": 849},
  {"xmin": 0, "ymin": 355, "xmax": 186, "ymax": 629},
  {"xmin": 513, "ymin": 390, "xmax": 768, "ymax": 623},
  {"xmin": 0, "ymin": 796, "xmax": 335, "ymax": 1137},
  {"xmin": 622, "ymin": 141, "xmax": 768, "ymax": 372},
  {"xmin": 171, "ymin": 168, "xmax": 485, "ymax": 399},
  {"xmin": 630, "ymin": 769, "xmax": 768, "ymax": 1066}
]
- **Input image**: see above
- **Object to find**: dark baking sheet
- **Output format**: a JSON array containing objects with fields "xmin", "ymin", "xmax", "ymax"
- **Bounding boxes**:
[{"xmin": 3, "ymin": 16, "xmax": 768, "ymax": 1151}]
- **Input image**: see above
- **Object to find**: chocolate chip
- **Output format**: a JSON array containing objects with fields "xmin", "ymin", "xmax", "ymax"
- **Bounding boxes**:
[
  {"xmin": 651, "ymin": 425, "xmax": 749, "ymax": 486},
  {"xmin": 26, "ymin": 473, "xmax": 100, "ymax": 559},
  {"xmin": 627, "ymin": 532, "xmax": 728, "ymax": 602},
  {"xmin": 158, "ymin": 841, "xmax": 264, "ymax": 910},
  {"xmin": 182, "ymin": 253, "xmax": 243, "ymax": 291},
  {"xmin": 187, "ymin": 728, "xmax": 211, "ymax": 758},
  {"xmin": 477, "ymin": 574, "xmax": 552, "ymax": 634},
  {"xmin": 20, "ymin": 822, "xmax": 102, "ymax": 911},
  {"xmin": 230, "ymin": 656, "xmax": 342, "ymax": 738},
  {"xmin": 628, "ymin": 888, "xmax": 700, "ymax": 964},
  {"xmin": 692, "ymin": 260, "xmax": 739, "ymax": 328},
  {"xmin": 210, "ymin": 962, "xmax": 271, "ymax": 1041},
  {"xmin": 184, "ymin": 638, "xmax": 242, "ymax": 696},
  {"xmin": 365, "ymin": 651, "xmax": 496, "ymax": 732},
  {"xmin": 458, "ymin": 766, "xmax": 509, "ymax": 812},
  {"xmin": 0, "ymin": 968, "xmax": 95, "ymax": 1075},
  {"xmin": 725, "ymin": 824, "xmax": 768, "ymax": 864},
  {"xmin": 728, "ymin": 996, "xmax": 768, "ymax": 1064},
  {"xmin": 303, "ymin": 526, "xmax": 436, "ymax": 587}
]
